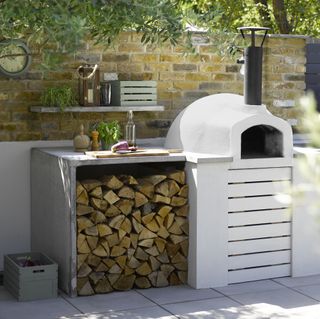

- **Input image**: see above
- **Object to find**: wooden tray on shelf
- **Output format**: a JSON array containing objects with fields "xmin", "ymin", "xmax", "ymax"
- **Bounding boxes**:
[{"xmin": 85, "ymin": 148, "xmax": 172, "ymax": 158}]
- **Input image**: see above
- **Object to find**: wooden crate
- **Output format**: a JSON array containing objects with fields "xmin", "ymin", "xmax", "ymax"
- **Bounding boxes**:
[
  {"xmin": 110, "ymin": 81, "xmax": 157, "ymax": 106},
  {"xmin": 4, "ymin": 252, "xmax": 58, "ymax": 301}
]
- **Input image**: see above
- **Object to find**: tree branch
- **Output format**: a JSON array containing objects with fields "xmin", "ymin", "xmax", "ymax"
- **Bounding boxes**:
[
  {"xmin": 272, "ymin": 0, "xmax": 292, "ymax": 33},
  {"xmin": 254, "ymin": 0, "xmax": 273, "ymax": 29}
]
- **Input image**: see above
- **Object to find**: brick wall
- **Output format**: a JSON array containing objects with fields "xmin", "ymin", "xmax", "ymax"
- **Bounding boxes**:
[{"xmin": 0, "ymin": 32, "xmax": 306, "ymax": 142}]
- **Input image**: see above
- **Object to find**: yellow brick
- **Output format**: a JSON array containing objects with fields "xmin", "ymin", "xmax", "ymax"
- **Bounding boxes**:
[
  {"xmin": 173, "ymin": 81, "xmax": 199, "ymax": 90},
  {"xmin": 200, "ymin": 65, "xmax": 224, "ymax": 73},
  {"xmin": 130, "ymin": 73, "xmax": 158, "ymax": 81},
  {"xmin": 282, "ymin": 38, "xmax": 306, "ymax": 47},
  {"xmin": 158, "ymin": 91, "xmax": 182, "ymax": 100},
  {"xmin": 212, "ymin": 74, "xmax": 235, "ymax": 81},
  {"xmin": 145, "ymin": 63, "xmax": 171, "ymax": 72},
  {"xmin": 117, "ymin": 63, "xmax": 144, "ymax": 73},
  {"xmin": 160, "ymin": 73, "xmax": 185, "ymax": 81},
  {"xmin": 131, "ymin": 54, "xmax": 159, "ymax": 63},
  {"xmin": 118, "ymin": 43, "xmax": 145, "ymax": 53},
  {"xmin": 160, "ymin": 54, "xmax": 184, "ymax": 63},
  {"xmin": 0, "ymin": 92, "xmax": 9, "ymax": 100},
  {"xmin": 185, "ymin": 73, "xmax": 210, "ymax": 81}
]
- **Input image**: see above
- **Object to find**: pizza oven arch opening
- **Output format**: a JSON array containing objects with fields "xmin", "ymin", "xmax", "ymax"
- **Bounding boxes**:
[{"xmin": 241, "ymin": 125, "xmax": 283, "ymax": 159}]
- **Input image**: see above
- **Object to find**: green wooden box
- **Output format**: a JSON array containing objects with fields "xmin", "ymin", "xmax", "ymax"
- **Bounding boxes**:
[
  {"xmin": 4, "ymin": 252, "xmax": 58, "ymax": 301},
  {"xmin": 110, "ymin": 80, "xmax": 157, "ymax": 106}
]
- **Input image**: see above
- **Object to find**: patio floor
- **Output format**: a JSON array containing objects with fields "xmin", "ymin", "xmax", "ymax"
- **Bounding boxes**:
[{"xmin": 1, "ymin": 275, "xmax": 320, "ymax": 319}]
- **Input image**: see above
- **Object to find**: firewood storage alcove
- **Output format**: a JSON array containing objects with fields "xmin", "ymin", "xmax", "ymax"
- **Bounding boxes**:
[{"xmin": 31, "ymin": 149, "xmax": 187, "ymax": 297}]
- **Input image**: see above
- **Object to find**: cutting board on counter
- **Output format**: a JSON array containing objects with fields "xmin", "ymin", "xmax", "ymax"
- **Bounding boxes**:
[{"xmin": 85, "ymin": 148, "xmax": 172, "ymax": 158}]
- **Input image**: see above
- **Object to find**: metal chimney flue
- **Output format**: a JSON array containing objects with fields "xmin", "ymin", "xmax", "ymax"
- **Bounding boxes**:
[{"xmin": 238, "ymin": 27, "xmax": 270, "ymax": 105}]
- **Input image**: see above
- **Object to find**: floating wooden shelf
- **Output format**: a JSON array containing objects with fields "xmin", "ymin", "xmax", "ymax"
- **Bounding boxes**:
[{"xmin": 30, "ymin": 105, "xmax": 165, "ymax": 113}]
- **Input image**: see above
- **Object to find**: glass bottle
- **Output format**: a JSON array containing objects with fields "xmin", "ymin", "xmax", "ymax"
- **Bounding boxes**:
[{"xmin": 125, "ymin": 110, "xmax": 136, "ymax": 147}]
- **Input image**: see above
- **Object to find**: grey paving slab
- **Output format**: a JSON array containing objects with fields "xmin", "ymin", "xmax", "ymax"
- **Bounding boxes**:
[
  {"xmin": 0, "ymin": 287, "xmax": 80, "ymax": 319},
  {"xmin": 136, "ymin": 285, "xmax": 223, "ymax": 305},
  {"xmin": 294, "ymin": 284, "xmax": 320, "ymax": 301},
  {"xmin": 215, "ymin": 279, "xmax": 284, "ymax": 296},
  {"xmin": 162, "ymin": 296, "xmax": 242, "ymax": 319},
  {"xmin": 64, "ymin": 290, "xmax": 156, "ymax": 314},
  {"xmin": 230, "ymin": 287, "xmax": 318, "ymax": 309},
  {"xmin": 286, "ymin": 303, "xmax": 320, "ymax": 319},
  {"xmin": 61, "ymin": 306, "xmax": 176, "ymax": 319},
  {"xmin": 273, "ymin": 275, "xmax": 320, "ymax": 288}
]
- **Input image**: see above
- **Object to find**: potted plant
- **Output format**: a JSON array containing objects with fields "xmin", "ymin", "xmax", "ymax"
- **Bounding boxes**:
[
  {"xmin": 95, "ymin": 120, "xmax": 122, "ymax": 150},
  {"xmin": 41, "ymin": 86, "xmax": 77, "ymax": 112}
]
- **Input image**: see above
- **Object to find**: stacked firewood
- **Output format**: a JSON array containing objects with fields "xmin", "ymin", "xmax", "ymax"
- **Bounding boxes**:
[{"xmin": 76, "ymin": 170, "xmax": 188, "ymax": 295}]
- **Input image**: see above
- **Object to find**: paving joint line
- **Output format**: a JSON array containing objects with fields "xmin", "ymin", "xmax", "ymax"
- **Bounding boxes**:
[{"xmin": 209, "ymin": 288, "xmax": 245, "ymax": 306}]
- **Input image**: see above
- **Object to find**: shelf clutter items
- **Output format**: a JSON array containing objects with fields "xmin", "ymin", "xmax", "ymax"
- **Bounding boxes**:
[{"xmin": 77, "ymin": 64, "xmax": 157, "ymax": 107}]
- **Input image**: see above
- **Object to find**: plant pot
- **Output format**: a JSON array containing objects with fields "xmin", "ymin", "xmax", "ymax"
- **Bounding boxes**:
[{"xmin": 101, "ymin": 140, "xmax": 113, "ymax": 151}]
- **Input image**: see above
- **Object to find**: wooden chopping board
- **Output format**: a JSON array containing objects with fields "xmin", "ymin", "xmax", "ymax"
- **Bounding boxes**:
[{"xmin": 85, "ymin": 148, "xmax": 171, "ymax": 158}]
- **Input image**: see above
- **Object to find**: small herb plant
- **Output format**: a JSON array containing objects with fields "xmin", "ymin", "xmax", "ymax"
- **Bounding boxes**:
[
  {"xmin": 96, "ymin": 120, "xmax": 122, "ymax": 149},
  {"xmin": 41, "ymin": 86, "xmax": 77, "ymax": 112}
]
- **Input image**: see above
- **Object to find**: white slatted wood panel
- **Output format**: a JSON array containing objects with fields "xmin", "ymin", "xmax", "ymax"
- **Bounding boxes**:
[
  {"xmin": 228, "ymin": 264, "xmax": 291, "ymax": 283},
  {"xmin": 228, "ymin": 181, "xmax": 289, "ymax": 197},
  {"xmin": 229, "ymin": 223, "xmax": 291, "ymax": 241},
  {"xmin": 228, "ymin": 209, "xmax": 291, "ymax": 227},
  {"xmin": 228, "ymin": 250, "xmax": 291, "ymax": 270},
  {"xmin": 229, "ymin": 196, "xmax": 289, "ymax": 212},
  {"xmin": 229, "ymin": 237, "xmax": 291, "ymax": 255},
  {"xmin": 228, "ymin": 167, "xmax": 291, "ymax": 183}
]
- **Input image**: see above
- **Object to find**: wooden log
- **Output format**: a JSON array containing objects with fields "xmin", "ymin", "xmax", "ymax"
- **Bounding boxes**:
[
  {"xmin": 78, "ymin": 279, "xmax": 94, "ymax": 296},
  {"xmin": 156, "ymin": 271, "xmax": 169, "ymax": 287},
  {"xmin": 97, "ymin": 224, "xmax": 113, "ymax": 237},
  {"xmin": 175, "ymin": 216, "xmax": 187, "ymax": 227},
  {"xmin": 141, "ymin": 213, "xmax": 156, "ymax": 225},
  {"xmin": 139, "ymin": 227, "xmax": 157, "ymax": 240},
  {"xmin": 170, "ymin": 234, "xmax": 188, "ymax": 245},
  {"xmin": 118, "ymin": 186, "xmax": 135, "ymax": 199},
  {"xmin": 105, "ymin": 204, "xmax": 121, "ymax": 217},
  {"xmin": 77, "ymin": 216, "xmax": 94, "ymax": 232},
  {"xmin": 76, "ymin": 181, "xmax": 85, "ymax": 198},
  {"xmin": 164, "ymin": 213, "xmax": 174, "ymax": 229},
  {"xmin": 161, "ymin": 264, "xmax": 175, "ymax": 277},
  {"xmin": 171, "ymin": 252, "xmax": 186, "ymax": 264},
  {"xmin": 113, "ymin": 275, "xmax": 136, "ymax": 291},
  {"xmin": 85, "ymin": 225, "xmax": 99, "ymax": 237},
  {"xmin": 167, "ymin": 170, "xmax": 185, "ymax": 185},
  {"xmin": 146, "ymin": 175, "xmax": 167, "ymax": 186},
  {"xmin": 103, "ymin": 190, "xmax": 120, "ymax": 205},
  {"xmin": 132, "ymin": 209, "xmax": 142, "ymax": 222},
  {"xmin": 120, "ymin": 217, "xmax": 132, "ymax": 233},
  {"xmin": 118, "ymin": 174, "xmax": 138, "ymax": 185},
  {"xmin": 78, "ymin": 262, "xmax": 92, "ymax": 278},
  {"xmin": 145, "ymin": 219, "xmax": 160, "ymax": 233},
  {"xmin": 95, "ymin": 278, "xmax": 113, "ymax": 294},
  {"xmin": 87, "ymin": 254, "xmax": 101, "ymax": 267},
  {"xmin": 124, "ymin": 266, "xmax": 136, "ymax": 276},
  {"xmin": 135, "ymin": 192, "xmax": 148, "ymax": 208},
  {"xmin": 101, "ymin": 175, "xmax": 124, "ymax": 190},
  {"xmin": 89, "ymin": 272, "xmax": 104, "ymax": 285},
  {"xmin": 155, "ymin": 181, "xmax": 169, "ymax": 197},
  {"xmin": 76, "ymin": 190, "xmax": 89, "ymax": 206},
  {"xmin": 118, "ymin": 228, "xmax": 126, "ymax": 241},
  {"xmin": 135, "ymin": 247, "xmax": 149, "ymax": 261},
  {"xmin": 174, "ymin": 205, "xmax": 189, "ymax": 217},
  {"xmin": 155, "ymin": 215, "xmax": 164, "ymax": 227},
  {"xmin": 148, "ymin": 271, "xmax": 157, "ymax": 286},
  {"xmin": 178, "ymin": 184, "xmax": 189, "ymax": 198},
  {"xmin": 103, "ymin": 258, "xmax": 116, "ymax": 268},
  {"xmin": 93, "ymin": 244, "xmax": 109, "ymax": 257},
  {"xmin": 78, "ymin": 239, "xmax": 91, "ymax": 254},
  {"xmin": 145, "ymin": 246, "xmax": 159, "ymax": 257},
  {"xmin": 157, "ymin": 226, "xmax": 170, "ymax": 239},
  {"xmin": 77, "ymin": 254, "xmax": 88, "ymax": 270},
  {"xmin": 77, "ymin": 205, "xmax": 94, "ymax": 216},
  {"xmin": 132, "ymin": 218, "xmax": 143, "ymax": 233},
  {"xmin": 168, "ymin": 180, "xmax": 181, "ymax": 197},
  {"xmin": 109, "ymin": 215, "xmax": 125, "ymax": 229},
  {"xmin": 171, "ymin": 196, "xmax": 188, "ymax": 207},
  {"xmin": 116, "ymin": 199, "xmax": 134, "ymax": 215},
  {"xmin": 90, "ymin": 198, "xmax": 109, "ymax": 211},
  {"xmin": 136, "ymin": 262, "xmax": 152, "ymax": 276},
  {"xmin": 77, "ymin": 233, "xmax": 86, "ymax": 249},
  {"xmin": 82, "ymin": 179, "xmax": 102, "ymax": 192},
  {"xmin": 127, "ymin": 256, "xmax": 141, "ymax": 269},
  {"xmin": 153, "ymin": 194, "xmax": 171, "ymax": 205},
  {"xmin": 149, "ymin": 256, "xmax": 161, "ymax": 271},
  {"xmin": 119, "ymin": 236, "xmax": 131, "ymax": 249},
  {"xmin": 100, "ymin": 239, "xmax": 110, "ymax": 255},
  {"xmin": 108, "ymin": 273, "xmax": 121, "ymax": 285},
  {"xmin": 142, "ymin": 202, "xmax": 154, "ymax": 215},
  {"xmin": 174, "ymin": 262, "xmax": 188, "ymax": 271},
  {"xmin": 178, "ymin": 271, "xmax": 188, "ymax": 283},
  {"xmin": 86, "ymin": 236, "xmax": 98, "ymax": 250},
  {"xmin": 154, "ymin": 238, "xmax": 166, "ymax": 253},
  {"xmin": 95, "ymin": 262, "xmax": 109, "ymax": 272},
  {"xmin": 130, "ymin": 233, "xmax": 138, "ymax": 248},
  {"xmin": 157, "ymin": 251, "xmax": 169, "ymax": 263},
  {"xmin": 135, "ymin": 277, "xmax": 151, "ymax": 289},
  {"xmin": 169, "ymin": 272, "xmax": 181, "ymax": 285},
  {"xmin": 90, "ymin": 211, "xmax": 106, "ymax": 224},
  {"xmin": 90, "ymin": 186, "xmax": 103, "ymax": 199},
  {"xmin": 135, "ymin": 179, "xmax": 155, "ymax": 199},
  {"xmin": 168, "ymin": 222, "xmax": 183, "ymax": 235},
  {"xmin": 158, "ymin": 205, "xmax": 172, "ymax": 218},
  {"xmin": 110, "ymin": 245, "xmax": 126, "ymax": 257},
  {"xmin": 109, "ymin": 263, "xmax": 123, "ymax": 274},
  {"xmin": 138, "ymin": 238, "xmax": 154, "ymax": 248},
  {"xmin": 181, "ymin": 222, "xmax": 189, "ymax": 235},
  {"xmin": 166, "ymin": 243, "xmax": 180, "ymax": 258},
  {"xmin": 180, "ymin": 240, "xmax": 189, "ymax": 257},
  {"xmin": 115, "ymin": 255, "xmax": 127, "ymax": 269}
]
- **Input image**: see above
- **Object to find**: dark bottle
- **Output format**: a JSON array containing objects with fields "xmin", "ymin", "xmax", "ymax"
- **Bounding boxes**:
[{"xmin": 125, "ymin": 110, "xmax": 136, "ymax": 147}]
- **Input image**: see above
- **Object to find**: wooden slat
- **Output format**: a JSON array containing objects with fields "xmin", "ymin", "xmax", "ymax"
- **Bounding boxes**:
[
  {"xmin": 120, "ymin": 94, "xmax": 157, "ymax": 100},
  {"xmin": 228, "ymin": 181, "xmax": 289, "ymax": 197},
  {"xmin": 120, "ymin": 80, "xmax": 157, "ymax": 87},
  {"xmin": 121, "ymin": 88, "xmax": 157, "ymax": 94},
  {"xmin": 228, "ymin": 168, "xmax": 291, "ymax": 183},
  {"xmin": 229, "ymin": 223, "xmax": 291, "ymax": 241},
  {"xmin": 121, "ymin": 100, "xmax": 157, "ymax": 106},
  {"xmin": 228, "ymin": 196, "xmax": 289, "ymax": 212},
  {"xmin": 228, "ymin": 250, "xmax": 291, "ymax": 270},
  {"xmin": 228, "ymin": 264, "xmax": 291, "ymax": 284},
  {"xmin": 228, "ymin": 209, "xmax": 291, "ymax": 227},
  {"xmin": 229, "ymin": 237, "xmax": 291, "ymax": 255}
]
